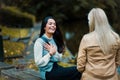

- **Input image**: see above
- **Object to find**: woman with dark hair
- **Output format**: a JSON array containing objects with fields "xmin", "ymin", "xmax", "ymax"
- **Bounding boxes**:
[{"xmin": 34, "ymin": 16, "xmax": 81, "ymax": 80}]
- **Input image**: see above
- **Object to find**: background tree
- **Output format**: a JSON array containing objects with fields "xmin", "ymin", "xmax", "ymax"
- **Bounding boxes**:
[{"xmin": 0, "ymin": 0, "xmax": 120, "ymax": 54}]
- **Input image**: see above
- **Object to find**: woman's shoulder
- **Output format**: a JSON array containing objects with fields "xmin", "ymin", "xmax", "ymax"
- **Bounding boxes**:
[
  {"xmin": 83, "ymin": 32, "xmax": 95, "ymax": 39},
  {"xmin": 112, "ymin": 31, "xmax": 119, "ymax": 37},
  {"xmin": 112, "ymin": 31, "xmax": 120, "ymax": 42},
  {"xmin": 34, "ymin": 38, "xmax": 44, "ymax": 43}
]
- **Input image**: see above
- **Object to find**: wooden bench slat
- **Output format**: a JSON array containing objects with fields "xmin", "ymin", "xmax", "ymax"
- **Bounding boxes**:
[
  {"xmin": 23, "ymin": 69, "xmax": 40, "ymax": 78},
  {"xmin": 0, "ymin": 62, "xmax": 14, "ymax": 70},
  {"xmin": 1, "ymin": 68, "xmax": 41, "ymax": 80}
]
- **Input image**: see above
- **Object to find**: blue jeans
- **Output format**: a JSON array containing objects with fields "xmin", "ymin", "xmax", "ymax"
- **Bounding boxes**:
[{"xmin": 46, "ymin": 62, "xmax": 81, "ymax": 80}]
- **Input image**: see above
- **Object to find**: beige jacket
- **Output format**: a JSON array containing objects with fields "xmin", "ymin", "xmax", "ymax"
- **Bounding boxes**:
[{"xmin": 77, "ymin": 32, "xmax": 120, "ymax": 80}]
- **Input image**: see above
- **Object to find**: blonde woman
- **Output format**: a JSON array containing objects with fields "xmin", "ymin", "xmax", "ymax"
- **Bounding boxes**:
[{"xmin": 77, "ymin": 8, "xmax": 120, "ymax": 80}]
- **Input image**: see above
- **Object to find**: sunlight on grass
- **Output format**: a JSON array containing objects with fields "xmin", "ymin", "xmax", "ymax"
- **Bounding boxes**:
[
  {"xmin": 26, "ymin": 59, "xmax": 39, "ymax": 71},
  {"xmin": 0, "ymin": 26, "xmax": 28, "ymax": 68},
  {"xmin": 3, "ymin": 40, "xmax": 25, "ymax": 57},
  {"xmin": 1, "ymin": 26, "xmax": 29, "ymax": 58},
  {"xmin": 2, "ymin": 26, "xmax": 29, "ymax": 38},
  {"xmin": 0, "ymin": 76, "xmax": 8, "ymax": 80},
  {"xmin": 58, "ymin": 62, "xmax": 75, "ymax": 67}
]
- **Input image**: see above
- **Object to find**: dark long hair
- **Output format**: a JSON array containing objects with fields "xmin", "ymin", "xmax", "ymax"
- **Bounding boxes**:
[{"xmin": 39, "ymin": 16, "xmax": 65, "ymax": 53}]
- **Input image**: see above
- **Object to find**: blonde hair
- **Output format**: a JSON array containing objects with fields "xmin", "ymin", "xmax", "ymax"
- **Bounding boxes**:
[{"xmin": 88, "ymin": 8, "xmax": 118, "ymax": 54}]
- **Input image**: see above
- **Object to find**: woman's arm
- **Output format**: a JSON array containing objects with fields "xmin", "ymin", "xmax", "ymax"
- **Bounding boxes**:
[
  {"xmin": 53, "ymin": 51, "xmax": 62, "ymax": 61},
  {"xmin": 77, "ymin": 36, "xmax": 87, "ymax": 72},
  {"xmin": 116, "ymin": 39, "xmax": 120, "ymax": 67},
  {"xmin": 34, "ymin": 38, "xmax": 51, "ymax": 67}
]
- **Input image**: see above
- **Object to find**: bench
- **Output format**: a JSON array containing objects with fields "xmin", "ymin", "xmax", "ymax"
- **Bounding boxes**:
[
  {"xmin": 0, "ymin": 62, "xmax": 14, "ymax": 74},
  {"xmin": 1, "ymin": 68, "xmax": 41, "ymax": 80},
  {"xmin": 0, "ymin": 62, "xmax": 42, "ymax": 80}
]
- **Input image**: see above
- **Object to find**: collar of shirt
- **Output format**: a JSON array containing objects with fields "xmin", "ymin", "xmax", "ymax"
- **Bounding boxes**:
[{"xmin": 43, "ymin": 34, "xmax": 53, "ymax": 42}]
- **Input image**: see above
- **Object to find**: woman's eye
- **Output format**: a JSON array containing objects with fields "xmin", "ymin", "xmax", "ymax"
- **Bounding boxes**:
[
  {"xmin": 48, "ymin": 22, "xmax": 56, "ymax": 26},
  {"xmin": 48, "ymin": 22, "xmax": 52, "ymax": 25}
]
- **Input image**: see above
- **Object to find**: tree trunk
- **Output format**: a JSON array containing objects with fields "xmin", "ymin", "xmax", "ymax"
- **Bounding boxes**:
[{"xmin": 0, "ymin": 29, "xmax": 4, "ymax": 62}]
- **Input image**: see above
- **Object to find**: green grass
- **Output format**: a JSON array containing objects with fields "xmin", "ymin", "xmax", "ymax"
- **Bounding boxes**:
[
  {"xmin": 0, "ymin": 76, "xmax": 8, "ymax": 80},
  {"xmin": 3, "ymin": 40, "xmax": 25, "ymax": 57},
  {"xmin": 2, "ymin": 26, "xmax": 29, "ymax": 38},
  {"xmin": 1, "ymin": 26, "xmax": 28, "ymax": 58}
]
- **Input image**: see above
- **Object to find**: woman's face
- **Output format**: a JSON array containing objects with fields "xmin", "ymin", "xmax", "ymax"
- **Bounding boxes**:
[{"xmin": 44, "ymin": 18, "xmax": 56, "ymax": 34}]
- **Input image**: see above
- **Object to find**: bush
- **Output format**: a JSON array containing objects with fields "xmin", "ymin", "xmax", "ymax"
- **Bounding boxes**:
[{"xmin": 0, "ymin": 6, "xmax": 35, "ymax": 28}]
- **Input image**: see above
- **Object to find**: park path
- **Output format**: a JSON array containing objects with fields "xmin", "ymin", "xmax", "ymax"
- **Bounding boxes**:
[{"xmin": 23, "ymin": 23, "xmax": 41, "ymax": 61}]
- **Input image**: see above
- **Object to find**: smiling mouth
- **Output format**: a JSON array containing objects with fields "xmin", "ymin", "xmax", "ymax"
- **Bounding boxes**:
[{"xmin": 49, "ymin": 27, "xmax": 55, "ymax": 31}]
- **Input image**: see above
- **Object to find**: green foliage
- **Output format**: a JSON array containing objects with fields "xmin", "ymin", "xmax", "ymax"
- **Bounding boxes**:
[
  {"xmin": 2, "ymin": 26, "xmax": 29, "ymax": 38},
  {"xmin": 3, "ymin": 40, "xmax": 25, "ymax": 57},
  {"xmin": 0, "ymin": 6, "xmax": 35, "ymax": 27},
  {"xmin": 2, "ymin": 26, "xmax": 28, "ymax": 57},
  {"xmin": 0, "ymin": 76, "xmax": 7, "ymax": 80},
  {"xmin": 106, "ymin": 0, "xmax": 117, "ymax": 8},
  {"xmin": 1, "ymin": 0, "xmax": 120, "ymax": 54},
  {"xmin": 1, "ymin": 0, "xmax": 120, "ymax": 23}
]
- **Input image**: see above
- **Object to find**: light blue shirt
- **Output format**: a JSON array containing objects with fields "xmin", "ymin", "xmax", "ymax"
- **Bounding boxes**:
[{"xmin": 34, "ymin": 34, "xmax": 62, "ymax": 80}]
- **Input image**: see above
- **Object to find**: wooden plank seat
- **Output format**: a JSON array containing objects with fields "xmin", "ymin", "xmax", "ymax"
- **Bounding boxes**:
[
  {"xmin": 0, "ymin": 62, "xmax": 14, "ymax": 74},
  {"xmin": 1, "ymin": 68, "xmax": 41, "ymax": 80}
]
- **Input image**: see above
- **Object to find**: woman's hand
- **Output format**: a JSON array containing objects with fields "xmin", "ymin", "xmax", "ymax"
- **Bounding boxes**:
[{"xmin": 44, "ymin": 43, "xmax": 56, "ymax": 56}]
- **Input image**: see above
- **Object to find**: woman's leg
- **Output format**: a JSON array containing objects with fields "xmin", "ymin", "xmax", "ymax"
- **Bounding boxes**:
[{"xmin": 46, "ymin": 63, "xmax": 81, "ymax": 80}]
